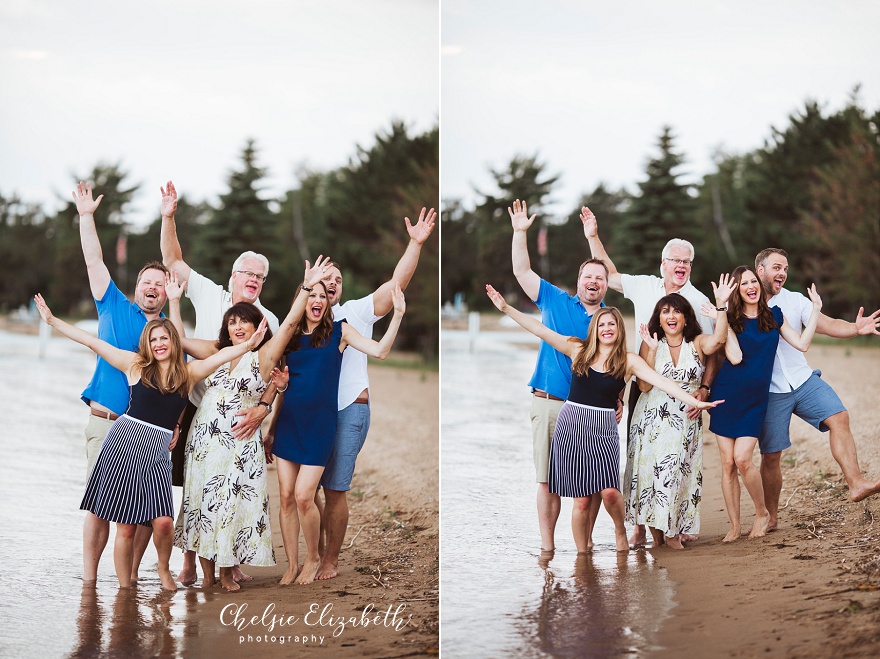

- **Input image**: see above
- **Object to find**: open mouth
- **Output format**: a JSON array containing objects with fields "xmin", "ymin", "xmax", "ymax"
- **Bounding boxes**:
[
  {"xmin": 145, "ymin": 291, "xmax": 158, "ymax": 300},
  {"xmin": 746, "ymin": 288, "xmax": 759, "ymax": 300},
  {"xmin": 154, "ymin": 346, "xmax": 168, "ymax": 356},
  {"xmin": 674, "ymin": 268, "xmax": 687, "ymax": 279},
  {"xmin": 310, "ymin": 304, "xmax": 324, "ymax": 318},
  {"xmin": 665, "ymin": 320, "xmax": 679, "ymax": 330}
]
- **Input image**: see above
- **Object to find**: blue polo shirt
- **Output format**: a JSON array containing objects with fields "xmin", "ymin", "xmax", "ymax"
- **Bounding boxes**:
[
  {"xmin": 527, "ymin": 278, "xmax": 602, "ymax": 400},
  {"xmin": 80, "ymin": 281, "xmax": 159, "ymax": 415}
]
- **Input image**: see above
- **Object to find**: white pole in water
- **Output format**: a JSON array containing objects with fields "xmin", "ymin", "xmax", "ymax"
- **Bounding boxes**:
[
  {"xmin": 468, "ymin": 311, "xmax": 480, "ymax": 352},
  {"xmin": 38, "ymin": 320, "xmax": 51, "ymax": 359}
]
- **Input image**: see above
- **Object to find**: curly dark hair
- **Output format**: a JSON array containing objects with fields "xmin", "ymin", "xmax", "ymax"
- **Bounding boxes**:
[
  {"xmin": 728, "ymin": 265, "xmax": 779, "ymax": 334},
  {"xmin": 647, "ymin": 294, "xmax": 702, "ymax": 344},
  {"xmin": 285, "ymin": 281, "xmax": 334, "ymax": 353},
  {"xmin": 215, "ymin": 302, "xmax": 273, "ymax": 351}
]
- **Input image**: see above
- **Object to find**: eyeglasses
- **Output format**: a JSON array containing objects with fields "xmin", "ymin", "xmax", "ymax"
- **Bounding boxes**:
[
  {"xmin": 236, "ymin": 270, "xmax": 267, "ymax": 282},
  {"xmin": 664, "ymin": 258, "xmax": 693, "ymax": 266}
]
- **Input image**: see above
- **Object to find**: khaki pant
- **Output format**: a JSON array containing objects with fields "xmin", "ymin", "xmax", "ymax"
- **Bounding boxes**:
[
  {"xmin": 529, "ymin": 396, "xmax": 564, "ymax": 483},
  {"xmin": 84, "ymin": 414, "xmax": 114, "ymax": 479}
]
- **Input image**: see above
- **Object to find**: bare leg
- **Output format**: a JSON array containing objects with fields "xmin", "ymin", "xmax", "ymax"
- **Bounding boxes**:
[
  {"xmin": 198, "ymin": 556, "xmax": 216, "ymax": 589},
  {"xmin": 717, "ymin": 436, "xmax": 742, "ymax": 542},
  {"xmin": 294, "ymin": 465, "xmax": 326, "ymax": 585},
  {"xmin": 666, "ymin": 535, "xmax": 685, "ymax": 550},
  {"xmin": 113, "ymin": 523, "xmax": 136, "ymax": 588},
  {"xmin": 317, "ymin": 488, "xmax": 347, "ymax": 580},
  {"xmin": 649, "ymin": 526, "xmax": 665, "ymax": 547},
  {"xmin": 537, "ymin": 483, "xmax": 561, "ymax": 551},
  {"xmin": 130, "ymin": 525, "xmax": 152, "ymax": 582},
  {"xmin": 733, "ymin": 437, "xmax": 770, "ymax": 538},
  {"xmin": 586, "ymin": 494, "xmax": 601, "ymax": 549},
  {"xmin": 151, "ymin": 517, "xmax": 177, "ymax": 591},
  {"xmin": 629, "ymin": 524, "xmax": 647, "ymax": 547},
  {"xmin": 178, "ymin": 550, "xmax": 198, "ymax": 586},
  {"xmin": 760, "ymin": 451, "xmax": 783, "ymax": 530},
  {"xmin": 600, "ymin": 489, "xmax": 630, "ymax": 552},
  {"xmin": 571, "ymin": 496, "xmax": 593, "ymax": 553},
  {"xmin": 83, "ymin": 513, "xmax": 110, "ymax": 582},
  {"xmin": 315, "ymin": 489, "xmax": 326, "ymax": 558},
  {"xmin": 823, "ymin": 412, "xmax": 880, "ymax": 502},
  {"xmin": 219, "ymin": 566, "xmax": 240, "ymax": 592},
  {"xmin": 276, "ymin": 458, "xmax": 301, "ymax": 585}
]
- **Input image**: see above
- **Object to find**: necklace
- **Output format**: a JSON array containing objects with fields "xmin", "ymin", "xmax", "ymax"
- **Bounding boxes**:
[{"xmin": 667, "ymin": 340, "xmax": 683, "ymax": 348}]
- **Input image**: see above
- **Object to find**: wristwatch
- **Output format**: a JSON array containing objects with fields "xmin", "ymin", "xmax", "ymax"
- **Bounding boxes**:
[
  {"xmin": 258, "ymin": 401, "xmax": 272, "ymax": 413},
  {"xmin": 698, "ymin": 384, "xmax": 711, "ymax": 394}
]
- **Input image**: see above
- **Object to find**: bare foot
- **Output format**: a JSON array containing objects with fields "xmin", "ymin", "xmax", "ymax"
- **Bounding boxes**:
[
  {"xmin": 666, "ymin": 535, "xmax": 685, "ymax": 550},
  {"xmin": 722, "ymin": 527, "xmax": 741, "ymax": 542},
  {"xmin": 220, "ymin": 574, "xmax": 241, "ymax": 592},
  {"xmin": 295, "ymin": 560, "xmax": 320, "ymax": 584},
  {"xmin": 231, "ymin": 566, "xmax": 253, "ymax": 582},
  {"xmin": 681, "ymin": 534, "xmax": 699, "ymax": 542},
  {"xmin": 748, "ymin": 512, "xmax": 771, "ymax": 539},
  {"xmin": 200, "ymin": 575, "xmax": 216, "ymax": 589},
  {"xmin": 177, "ymin": 567, "xmax": 197, "ymax": 587},
  {"xmin": 615, "ymin": 531, "xmax": 630, "ymax": 553},
  {"xmin": 649, "ymin": 527, "xmax": 665, "ymax": 547},
  {"xmin": 850, "ymin": 478, "xmax": 880, "ymax": 503},
  {"xmin": 158, "ymin": 568, "xmax": 178, "ymax": 592},
  {"xmin": 629, "ymin": 527, "xmax": 647, "ymax": 547},
  {"xmin": 279, "ymin": 565, "xmax": 300, "ymax": 585},
  {"xmin": 316, "ymin": 560, "xmax": 339, "ymax": 581},
  {"xmin": 767, "ymin": 516, "xmax": 778, "ymax": 532}
]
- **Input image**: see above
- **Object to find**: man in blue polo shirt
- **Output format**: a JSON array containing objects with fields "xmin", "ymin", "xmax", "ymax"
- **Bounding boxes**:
[
  {"xmin": 509, "ymin": 199, "xmax": 610, "ymax": 552},
  {"xmin": 72, "ymin": 181, "xmax": 169, "ymax": 583}
]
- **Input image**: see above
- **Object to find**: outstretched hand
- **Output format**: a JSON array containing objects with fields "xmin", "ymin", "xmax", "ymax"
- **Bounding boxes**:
[
  {"xmin": 580, "ymin": 206, "xmax": 598, "ymax": 239},
  {"xmin": 508, "ymin": 199, "xmax": 536, "ymax": 233},
  {"xmin": 807, "ymin": 283, "xmax": 822, "ymax": 311},
  {"xmin": 405, "ymin": 207, "xmax": 436, "ymax": 245},
  {"xmin": 165, "ymin": 270, "xmax": 187, "ymax": 301},
  {"xmin": 712, "ymin": 272, "xmax": 735, "ymax": 307},
  {"xmin": 485, "ymin": 284, "xmax": 507, "ymax": 312},
  {"xmin": 269, "ymin": 365, "xmax": 289, "ymax": 391},
  {"xmin": 304, "ymin": 255, "xmax": 331, "ymax": 289},
  {"xmin": 246, "ymin": 317, "xmax": 269, "ymax": 350},
  {"xmin": 694, "ymin": 398, "xmax": 723, "ymax": 411},
  {"xmin": 160, "ymin": 181, "xmax": 178, "ymax": 219},
  {"xmin": 854, "ymin": 307, "xmax": 880, "ymax": 336},
  {"xmin": 72, "ymin": 181, "xmax": 103, "ymax": 216},
  {"xmin": 700, "ymin": 302, "xmax": 718, "ymax": 321},
  {"xmin": 34, "ymin": 293, "xmax": 54, "ymax": 325},
  {"xmin": 638, "ymin": 324, "xmax": 660, "ymax": 351},
  {"xmin": 391, "ymin": 283, "xmax": 406, "ymax": 315}
]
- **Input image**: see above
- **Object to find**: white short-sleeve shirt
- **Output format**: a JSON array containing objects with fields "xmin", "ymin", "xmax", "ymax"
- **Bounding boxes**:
[
  {"xmin": 767, "ymin": 287, "xmax": 815, "ymax": 393},
  {"xmin": 185, "ymin": 268, "xmax": 280, "ymax": 405},
  {"xmin": 620, "ymin": 274, "xmax": 714, "ymax": 350},
  {"xmin": 333, "ymin": 294, "xmax": 382, "ymax": 410}
]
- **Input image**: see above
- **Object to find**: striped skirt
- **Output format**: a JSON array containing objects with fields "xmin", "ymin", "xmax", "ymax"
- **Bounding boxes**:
[
  {"xmin": 80, "ymin": 415, "xmax": 174, "ymax": 525},
  {"xmin": 549, "ymin": 401, "xmax": 620, "ymax": 498}
]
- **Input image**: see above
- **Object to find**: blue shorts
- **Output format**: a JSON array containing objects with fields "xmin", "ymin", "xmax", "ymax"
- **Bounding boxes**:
[
  {"xmin": 320, "ymin": 402, "xmax": 371, "ymax": 491},
  {"xmin": 759, "ymin": 370, "xmax": 846, "ymax": 455}
]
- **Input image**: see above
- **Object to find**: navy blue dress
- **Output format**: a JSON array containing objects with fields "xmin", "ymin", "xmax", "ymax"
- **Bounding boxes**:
[
  {"xmin": 273, "ymin": 321, "xmax": 345, "ymax": 466},
  {"xmin": 709, "ymin": 306, "xmax": 784, "ymax": 438}
]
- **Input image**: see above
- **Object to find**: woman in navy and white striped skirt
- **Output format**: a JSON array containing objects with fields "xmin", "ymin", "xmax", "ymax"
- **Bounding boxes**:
[
  {"xmin": 486, "ymin": 287, "xmax": 723, "ymax": 552},
  {"xmin": 35, "ymin": 293, "xmax": 267, "ymax": 591}
]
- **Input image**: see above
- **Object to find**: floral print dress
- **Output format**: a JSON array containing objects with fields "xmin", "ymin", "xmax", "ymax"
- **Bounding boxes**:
[
  {"xmin": 173, "ymin": 350, "xmax": 275, "ymax": 567},
  {"xmin": 625, "ymin": 339, "xmax": 704, "ymax": 537}
]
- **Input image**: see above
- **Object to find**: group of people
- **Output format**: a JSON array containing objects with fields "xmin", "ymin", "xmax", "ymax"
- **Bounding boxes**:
[
  {"xmin": 40, "ymin": 180, "xmax": 434, "ymax": 591},
  {"xmin": 494, "ymin": 199, "xmax": 880, "ymax": 553}
]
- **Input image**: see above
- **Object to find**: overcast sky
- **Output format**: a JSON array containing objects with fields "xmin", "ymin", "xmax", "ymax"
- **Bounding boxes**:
[
  {"xmin": 1, "ymin": 0, "xmax": 438, "ymax": 227},
  {"xmin": 441, "ymin": 0, "xmax": 879, "ymax": 218}
]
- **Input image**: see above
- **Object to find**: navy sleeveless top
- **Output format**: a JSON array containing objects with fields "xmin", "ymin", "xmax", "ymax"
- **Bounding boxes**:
[
  {"xmin": 567, "ymin": 368, "xmax": 626, "ymax": 409},
  {"xmin": 127, "ymin": 379, "xmax": 189, "ymax": 431}
]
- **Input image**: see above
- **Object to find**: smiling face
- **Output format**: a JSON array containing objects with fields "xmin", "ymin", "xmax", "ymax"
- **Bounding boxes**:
[
  {"xmin": 231, "ymin": 257, "xmax": 266, "ymax": 303},
  {"xmin": 149, "ymin": 325, "xmax": 173, "ymax": 361},
  {"xmin": 595, "ymin": 313, "xmax": 619, "ymax": 346},
  {"xmin": 576, "ymin": 262, "xmax": 608, "ymax": 309},
  {"xmin": 661, "ymin": 245, "xmax": 693, "ymax": 289},
  {"xmin": 226, "ymin": 315, "xmax": 256, "ymax": 346},
  {"xmin": 134, "ymin": 268, "xmax": 168, "ymax": 315},
  {"xmin": 306, "ymin": 282, "xmax": 330, "ymax": 326},
  {"xmin": 757, "ymin": 253, "xmax": 789, "ymax": 299},
  {"xmin": 659, "ymin": 304, "xmax": 685, "ymax": 338},
  {"xmin": 322, "ymin": 265, "xmax": 343, "ymax": 307},
  {"xmin": 738, "ymin": 269, "xmax": 762, "ymax": 306}
]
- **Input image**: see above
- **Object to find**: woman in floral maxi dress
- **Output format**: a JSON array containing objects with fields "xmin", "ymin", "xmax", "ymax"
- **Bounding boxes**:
[{"xmin": 625, "ymin": 276, "xmax": 733, "ymax": 549}]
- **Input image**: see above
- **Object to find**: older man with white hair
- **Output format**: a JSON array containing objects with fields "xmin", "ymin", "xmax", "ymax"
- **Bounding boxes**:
[{"xmin": 584, "ymin": 211, "xmax": 715, "ymax": 546}]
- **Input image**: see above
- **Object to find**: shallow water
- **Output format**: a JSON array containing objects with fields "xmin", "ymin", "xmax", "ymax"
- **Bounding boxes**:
[
  {"xmin": 440, "ymin": 327, "xmax": 675, "ymax": 657},
  {"xmin": 0, "ymin": 329, "xmax": 195, "ymax": 658}
]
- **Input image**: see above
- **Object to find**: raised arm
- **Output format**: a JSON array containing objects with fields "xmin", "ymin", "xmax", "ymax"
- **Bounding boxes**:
[
  {"xmin": 816, "ymin": 306, "xmax": 880, "ymax": 338},
  {"xmin": 164, "ymin": 271, "xmax": 216, "ymax": 359},
  {"xmin": 702, "ymin": 301, "xmax": 742, "ymax": 365},
  {"xmin": 258, "ymin": 257, "xmax": 331, "ymax": 379},
  {"xmin": 636, "ymin": 326, "xmax": 659, "ymax": 393},
  {"xmin": 627, "ymin": 353, "xmax": 721, "ymax": 410},
  {"xmin": 581, "ymin": 206, "xmax": 623, "ymax": 292},
  {"xmin": 35, "ymin": 294, "xmax": 137, "ymax": 374},
  {"xmin": 372, "ymin": 208, "xmax": 436, "ymax": 317},
  {"xmin": 159, "ymin": 181, "xmax": 192, "ymax": 281},
  {"xmin": 73, "ymin": 182, "xmax": 112, "ymax": 300},
  {"xmin": 509, "ymin": 199, "xmax": 542, "ymax": 301},
  {"xmin": 187, "ymin": 318, "xmax": 268, "ymax": 382},
  {"xmin": 485, "ymin": 284, "xmax": 578, "ymax": 359},
  {"xmin": 341, "ymin": 284, "xmax": 405, "ymax": 359},
  {"xmin": 696, "ymin": 274, "xmax": 733, "ymax": 357},
  {"xmin": 779, "ymin": 284, "xmax": 822, "ymax": 351}
]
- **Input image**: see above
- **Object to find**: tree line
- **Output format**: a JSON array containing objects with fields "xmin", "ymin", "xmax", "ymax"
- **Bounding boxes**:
[
  {"xmin": 0, "ymin": 121, "xmax": 439, "ymax": 359},
  {"xmin": 442, "ymin": 91, "xmax": 879, "ymax": 321}
]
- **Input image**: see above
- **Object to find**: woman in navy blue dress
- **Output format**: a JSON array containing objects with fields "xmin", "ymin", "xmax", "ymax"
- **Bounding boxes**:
[
  {"xmin": 708, "ymin": 266, "xmax": 821, "ymax": 542},
  {"xmin": 270, "ymin": 281, "xmax": 406, "ymax": 585},
  {"xmin": 34, "ymin": 293, "xmax": 267, "ymax": 591}
]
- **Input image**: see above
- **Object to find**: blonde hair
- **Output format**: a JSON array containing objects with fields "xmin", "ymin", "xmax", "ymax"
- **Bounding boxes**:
[
  {"xmin": 570, "ymin": 307, "xmax": 628, "ymax": 380},
  {"xmin": 134, "ymin": 319, "xmax": 190, "ymax": 396}
]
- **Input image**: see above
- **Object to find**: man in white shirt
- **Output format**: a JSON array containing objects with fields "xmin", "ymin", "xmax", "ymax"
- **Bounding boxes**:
[
  {"xmin": 755, "ymin": 248, "xmax": 880, "ymax": 529},
  {"xmin": 584, "ymin": 209, "xmax": 716, "ymax": 545},
  {"xmin": 312, "ymin": 207, "xmax": 435, "ymax": 580}
]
